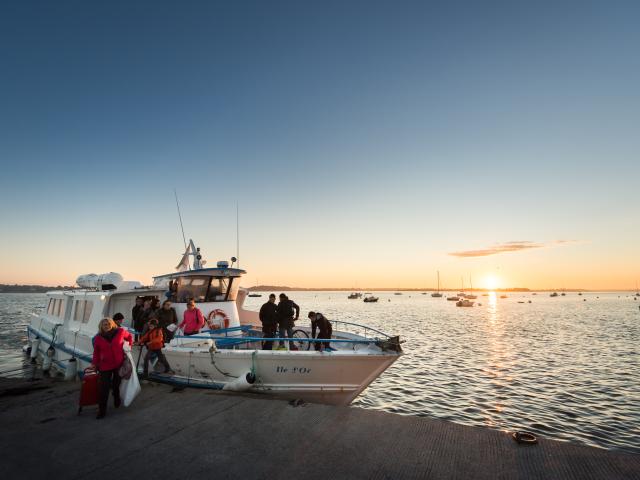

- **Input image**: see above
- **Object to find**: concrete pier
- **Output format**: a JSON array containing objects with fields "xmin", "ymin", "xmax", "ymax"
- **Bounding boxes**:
[{"xmin": 0, "ymin": 377, "xmax": 638, "ymax": 480}]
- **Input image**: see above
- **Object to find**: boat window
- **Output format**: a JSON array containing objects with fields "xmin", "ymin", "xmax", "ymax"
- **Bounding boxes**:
[
  {"xmin": 206, "ymin": 277, "xmax": 238, "ymax": 302},
  {"xmin": 83, "ymin": 301, "xmax": 93, "ymax": 323},
  {"xmin": 177, "ymin": 276, "xmax": 209, "ymax": 303},
  {"xmin": 73, "ymin": 301, "xmax": 84, "ymax": 322}
]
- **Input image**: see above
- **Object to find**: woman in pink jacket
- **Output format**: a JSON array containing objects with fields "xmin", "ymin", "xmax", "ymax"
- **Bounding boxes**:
[
  {"xmin": 91, "ymin": 318, "xmax": 133, "ymax": 419},
  {"xmin": 179, "ymin": 298, "xmax": 205, "ymax": 335}
]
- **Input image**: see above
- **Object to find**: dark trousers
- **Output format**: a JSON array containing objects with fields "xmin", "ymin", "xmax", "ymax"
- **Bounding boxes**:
[
  {"xmin": 314, "ymin": 328, "xmax": 333, "ymax": 351},
  {"xmin": 262, "ymin": 324, "xmax": 277, "ymax": 350},
  {"xmin": 278, "ymin": 322, "xmax": 294, "ymax": 347},
  {"xmin": 143, "ymin": 348, "xmax": 171, "ymax": 375},
  {"xmin": 98, "ymin": 369, "xmax": 121, "ymax": 416}
]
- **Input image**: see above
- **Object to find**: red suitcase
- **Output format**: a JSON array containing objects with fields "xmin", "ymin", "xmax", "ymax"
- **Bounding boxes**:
[{"xmin": 78, "ymin": 368, "xmax": 99, "ymax": 414}]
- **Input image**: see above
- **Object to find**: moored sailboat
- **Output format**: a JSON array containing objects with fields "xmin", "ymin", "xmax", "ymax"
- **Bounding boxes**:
[{"xmin": 431, "ymin": 271, "xmax": 443, "ymax": 297}]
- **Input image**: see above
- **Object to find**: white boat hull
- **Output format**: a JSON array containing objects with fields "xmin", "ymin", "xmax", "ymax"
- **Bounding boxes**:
[{"xmin": 26, "ymin": 319, "xmax": 401, "ymax": 406}]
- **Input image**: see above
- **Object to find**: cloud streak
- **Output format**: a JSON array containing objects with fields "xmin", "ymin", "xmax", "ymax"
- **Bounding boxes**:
[{"xmin": 449, "ymin": 240, "xmax": 579, "ymax": 258}]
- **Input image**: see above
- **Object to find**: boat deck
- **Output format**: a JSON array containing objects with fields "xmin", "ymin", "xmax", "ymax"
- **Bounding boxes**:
[{"xmin": 0, "ymin": 377, "xmax": 638, "ymax": 479}]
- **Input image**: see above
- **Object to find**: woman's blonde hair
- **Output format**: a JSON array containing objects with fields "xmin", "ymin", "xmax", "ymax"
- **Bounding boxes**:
[{"xmin": 98, "ymin": 318, "xmax": 117, "ymax": 334}]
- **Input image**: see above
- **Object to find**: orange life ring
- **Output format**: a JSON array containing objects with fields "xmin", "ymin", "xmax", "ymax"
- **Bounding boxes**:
[{"xmin": 207, "ymin": 309, "xmax": 230, "ymax": 330}]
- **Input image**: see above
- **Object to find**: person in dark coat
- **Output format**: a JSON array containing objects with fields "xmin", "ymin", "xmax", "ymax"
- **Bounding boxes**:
[
  {"xmin": 140, "ymin": 297, "xmax": 161, "ymax": 335},
  {"xmin": 308, "ymin": 311, "xmax": 334, "ymax": 351},
  {"xmin": 132, "ymin": 297, "xmax": 145, "ymax": 339},
  {"xmin": 276, "ymin": 293, "xmax": 300, "ymax": 350},
  {"xmin": 156, "ymin": 300, "xmax": 178, "ymax": 343},
  {"xmin": 259, "ymin": 294, "xmax": 278, "ymax": 350}
]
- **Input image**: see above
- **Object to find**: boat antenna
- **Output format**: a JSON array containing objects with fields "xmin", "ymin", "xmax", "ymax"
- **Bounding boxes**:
[
  {"xmin": 174, "ymin": 189, "xmax": 187, "ymax": 250},
  {"xmin": 236, "ymin": 201, "xmax": 240, "ymax": 268}
]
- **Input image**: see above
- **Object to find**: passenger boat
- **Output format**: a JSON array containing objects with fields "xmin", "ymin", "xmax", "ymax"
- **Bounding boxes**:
[{"xmin": 25, "ymin": 241, "xmax": 403, "ymax": 406}]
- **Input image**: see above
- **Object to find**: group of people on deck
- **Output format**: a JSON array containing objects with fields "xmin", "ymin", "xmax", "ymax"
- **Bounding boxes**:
[
  {"xmin": 259, "ymin": 293, "xmax": 334, "ymax": 351},
  {"xmin": 91, "ymin": 291, "xmax": 334, "ymax": 419}
]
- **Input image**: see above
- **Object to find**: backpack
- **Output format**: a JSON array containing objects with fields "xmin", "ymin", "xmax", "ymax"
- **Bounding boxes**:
[{"xmin": 280, "ymin": 300, "xmax": 294, "ymax": 318}]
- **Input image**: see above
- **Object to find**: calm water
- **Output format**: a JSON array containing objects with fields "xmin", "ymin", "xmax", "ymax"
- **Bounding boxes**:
[{"xmin": 2, "ymin": 291, "xmax": 639, "ymax": 454}]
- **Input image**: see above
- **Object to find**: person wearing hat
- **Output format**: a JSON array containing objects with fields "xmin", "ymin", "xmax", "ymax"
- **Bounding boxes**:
[{"xmin": 135, "ymin": 317, "xmax": 174, "ymax": 377}]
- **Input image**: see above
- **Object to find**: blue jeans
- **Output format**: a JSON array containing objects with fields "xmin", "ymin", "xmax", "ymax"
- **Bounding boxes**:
[{"xmin": 278, "ymin": 326, "xmax": 294, "ymax": 347}]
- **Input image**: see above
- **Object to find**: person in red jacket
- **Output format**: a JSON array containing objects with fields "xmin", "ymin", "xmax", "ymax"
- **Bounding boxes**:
[
  {"xmin": 91, "ymin": 318, "xmax": 133, "ymax": 419},
  {"xmin": 178, "ymin": 298, "xmax": 205, "ymax": 335},
  {"xmin": 135, "ymin": 318, "xmax": 173, "ymax": 377}
]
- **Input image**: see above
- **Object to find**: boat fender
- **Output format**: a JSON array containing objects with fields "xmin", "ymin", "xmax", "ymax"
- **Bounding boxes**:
[
  {"xmin": 207, "ymin": 309, "xmax": 230, "ymax": 330},
  {"xmin": 512, "ymin": 431, "xmax": 538, "ymax": 445},
  {"xmin": 64, "ymin": 358, "xmax": 78, "ymax": 381},
  {"xmin": 30, "ymin": 338, "xmax": 40, "ymax": 360},
  {"xmin": 42, "ymin": 346, "xmax": 55, "ymax": 372},
  {"xmin": 222, "ymin": 371, "xmax": 256, "ymax": 392}
]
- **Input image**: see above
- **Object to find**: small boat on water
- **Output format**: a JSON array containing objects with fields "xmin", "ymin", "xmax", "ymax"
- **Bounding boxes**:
[
  {"xmin": 363, "ymin": 296, "xmax": 379, "ymax": 303},
  {"xmin": 348, "ymin": 292, "xmax": 362, "ymax": 299},
  {"xmin": 463, "ymin": 275, "xmax": 477, "ymax": 299},
  {"xmin": 431, "ymin": 271, "xmax": 443, "ymax": 297},
  {"xmin": 447, "ymin": 296, "xmax": 460, "ymax": 301},
  {"xmin": 550, "ymin": 292, "xmax": 559, "ymax": 297},
  {"xmin": 561, "ymin": 292, "xmax": 566, "ymax": 296},
  {"xmin": 499, "ymin": 295, "xmax": 508, "ymax": 299},
  {"xmin": 248, "ymin": 293, "xmax": 262, "ymax": 297},
  {"xmin": 394, "ymin": 292, "xmax": 403, "ymax": 295},
  {"xmin": 25, "ymin": 240, "xmax": 402, "ymax": 406},
  {"xmin": 456, "ymin": 299, "xmax": 474, "ymax": 307}
]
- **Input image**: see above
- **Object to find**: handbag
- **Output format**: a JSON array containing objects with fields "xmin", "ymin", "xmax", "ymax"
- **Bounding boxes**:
[{"xmin": 118, "ymin": 355, "xmax": 133, "ymax": 379}]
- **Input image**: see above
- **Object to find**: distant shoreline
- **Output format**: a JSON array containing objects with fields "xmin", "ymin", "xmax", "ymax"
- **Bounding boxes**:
[
  {"xmin": 0, "ymin": 285, "xmax": 74, "ymax": 294},
  {"xmin": 247, "ymin": 286, "xmax": 617, "ymax": 293}
]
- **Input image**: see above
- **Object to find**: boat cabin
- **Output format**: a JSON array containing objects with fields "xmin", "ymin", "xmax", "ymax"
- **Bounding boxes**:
[{"xmin": 153, "ymin": 264, "xmax": 245, "ymax": 304}]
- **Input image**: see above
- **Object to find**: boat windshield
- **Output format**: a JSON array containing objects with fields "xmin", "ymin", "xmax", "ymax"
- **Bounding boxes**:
[{"xmin": 176, "ymin": 275, "xmax": 239, "ymax": 303}]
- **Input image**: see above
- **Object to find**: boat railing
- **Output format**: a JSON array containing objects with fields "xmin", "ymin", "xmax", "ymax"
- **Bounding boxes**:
[
  {"xmin": 171, "ymin": 333, "xmax": 381, "ymax": 350},
  {"xmin": 327, "ymin": 320, "xmax": 392, "ymax": 340}
]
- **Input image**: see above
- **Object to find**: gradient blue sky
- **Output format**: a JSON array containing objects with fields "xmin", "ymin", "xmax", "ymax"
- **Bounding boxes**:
[{"xmin": 1, "ymin": 1, "xmax": 639, "ymax": 289}]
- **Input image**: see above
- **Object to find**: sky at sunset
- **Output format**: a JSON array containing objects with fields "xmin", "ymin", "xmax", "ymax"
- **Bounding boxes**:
[{"xmin": 0, "ymin": 1, "xmax": 639, "ymax": 290}]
